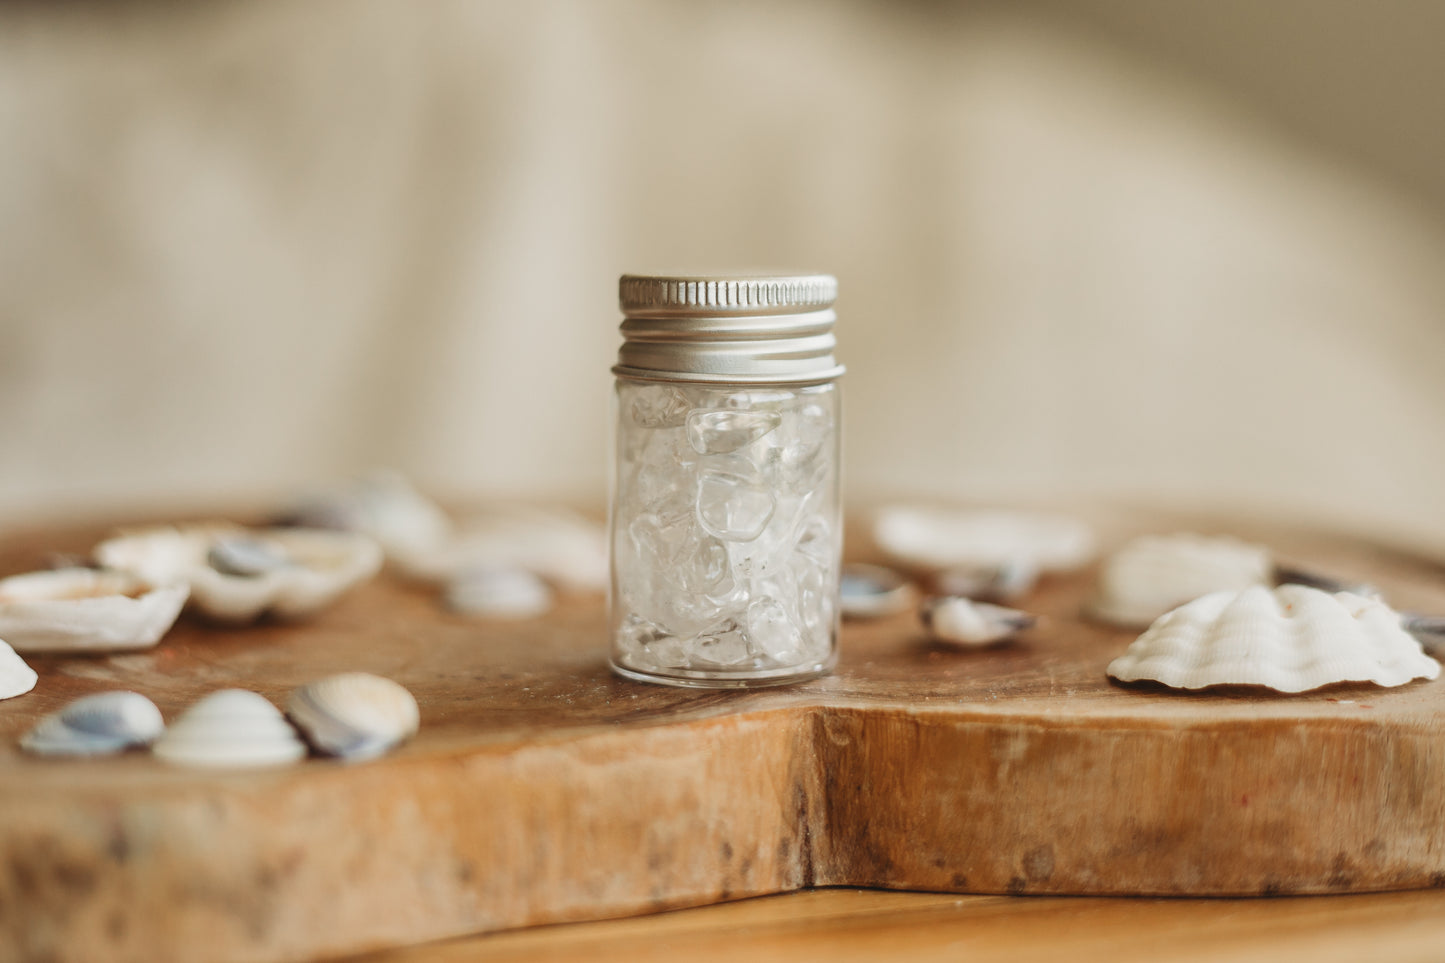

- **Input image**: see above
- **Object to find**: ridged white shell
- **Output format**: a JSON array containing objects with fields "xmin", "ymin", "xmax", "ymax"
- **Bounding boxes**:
[
  {"xmin": 1107, "ymin": 585, "xmax": 1441, "ymax": 692},
  {"xmin": 874, "ymin": 506, "xmax": 1095, "ymax": 573},
  {"xmin": 922, "ymin": 596, "xmax": 1036, "ymax": 646},
  {"xmin": 0, "ymin": 568, "xmax": 189, "ymax": 653},
  {"xmin": 96, "ymin": 526, "xmax": 381, "ymax": 623},
  {"xmin": 287, "ymin": 673, "xmax": 419, "ymax": 761},
  {"xmin": 445, "ymin": 566, "xmax": 553, "ymax": 618},
  {"xmin": 1089, "ymin": 534, "xmax": 1273, "ymax": 628},
  {"xmin": 21, "ymin": 691, "xmax": 165, "ymax": 756},
  {"xmin": 0, "ymin": 639, "xmax": 37, "ymax": 701},
  {"xmin": 152, "ymin": 689, "xmax": 306, "ymax": 767}
]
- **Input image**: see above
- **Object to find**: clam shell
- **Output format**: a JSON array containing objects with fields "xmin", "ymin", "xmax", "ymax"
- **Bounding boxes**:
[
  {"xmin": 839, "ymin": 564, "xmax": 915, "ymax": 619},
  {"xmin": 1107, "ymin": 585, "xmax": 1442, "ymax": 692},
  {"xmin": 152, "ymin": 689, "xmax": 306, "ymax": 767},
  {"xmin": 96, "ymin": 526, "xmax": 381, "ymax": 623},
  {"xmin": 1089, "ymin": 534, "xmax": 1273, "ymax": 628},
  {"xmin": 280, "ymin": 471, "xmax": 455, "ymax": 565},
  {"xmin": 0, "ymin": 568, "xmax": 189, "ymax": 653},
  {"xmin": 922, "ymin": 596, "xmax": 1037, "ymax": 647},
  {"xmin": 874, "ymin": 506, "xmax": 1095, "ymax": 573},
  {"xmin": 287, "ymin": 673, "xmax": 418, "ymax": 761},
  {"xmin": 0, "ymin": 639, "xmax": 37, "ymax": 701},
  {"xmin": 445, "ymin": 566, "xmax": 552, "ymax": 618},
  {"xmin": 21, "ymin": 691, "xmax": 164, "ymax": 757}
]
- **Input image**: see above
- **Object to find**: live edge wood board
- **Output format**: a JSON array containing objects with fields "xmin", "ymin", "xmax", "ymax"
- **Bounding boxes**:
[{"xmin": 2, "ymin": 508, "xmax": 1445, "ymax": 963}]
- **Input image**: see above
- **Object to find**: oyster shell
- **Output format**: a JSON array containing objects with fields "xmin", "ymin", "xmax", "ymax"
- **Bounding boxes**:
[
  {"xmin": 152, "ymin": 689, "xmax": 307, "ymax": 768},
  {"xmin": 21, "ymin": 691, "xmax": 165, "ymax": 757},
  {"xmin": 921, "ymin": 596, "xmax": 1037, "ymax": 646},
  {"xmin": 1089, "ymin": 534, "xmax": 1274, "ymax": 628},
  {"xmin": 0, "ymin": 568, "xmax": 189, "ymax": 652},
  {"xmin": 1107, "ymin": 584, "xmax": 1441, "ymax": 692},
  {"xmin": 839, "ymin": 564, "xmax": 915, "ymax": 619},
  {"xmin": 287, "ymin": 672, "xmax": 419, "ymax": 761},
  {"xmin": 445, "ymin": 566, "xmax": 553, "ymax": 618},
  {"xmin": 873, "ymin": 506, "xmax": 1095, "ymax": 574},
  {"xmin": 96, "ymin": 525, "xmax": 381, "ymax": 623},
  {"xmin": 0, "ymin": 640, "xmax": 37, "ymax": 701}
]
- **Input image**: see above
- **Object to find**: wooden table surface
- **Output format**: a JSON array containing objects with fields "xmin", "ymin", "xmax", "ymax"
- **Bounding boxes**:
[
  {"xmin": 3, "ymin": 506, "xmax": 1445, "ymax": 963},
  {"xmin": 355, "ymin": 886, "xmax": 1445, "ymax": 963}
]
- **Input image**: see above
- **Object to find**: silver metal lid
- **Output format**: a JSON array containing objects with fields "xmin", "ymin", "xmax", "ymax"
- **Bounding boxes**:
[{"xmin": 614, "ymin": 271, "xmax": 844, "ymax": 385}]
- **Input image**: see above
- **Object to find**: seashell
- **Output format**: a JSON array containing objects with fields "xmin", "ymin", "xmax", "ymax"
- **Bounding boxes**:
[
  {"xmin": 0, "ymin": 639, "xmax": 38, "ymax": 701},
  {"xmin": 287, "ymin": 672, "xmax": 419, "ymax": 761},
  {"xmin": 393, "ymin": 506, "xmax": 609, "ymax": 593},
  {"xmin": 0, "ymin": 568, "xmax": 189, "ymax": 653},
  {"xmin": 278, "ymin": 471, "xmax": 455, "ymax": 567},
  {"xmin": 445, "ymin": 566, "xmax": 552, "ymax": 618},
  {"xmin": 97, "ymin": 525, "xmax": 381, "ymax": 623},
  {"xmin": 839, "ymin": 564, "xmax": 915, "ymax": 619},
  {"xmin": 1107, "ymin": 584, "xmax": 1441, "ymax": 692},
  {"xmin": 1089, "ymin": 534, "xmax": 1274, "ymax": 628},
  {"xmin": 21, "ymin": 691, "xmax": 164, "ymax": 757},
  {"xmin": 931, "ymin": 559, "xmax": 1040, "ymax": 602},
  {"xmin": 874, "ymin": 506, "xmax": 1095, "ymax": 574},
  {"xmin": 921, "ymin": 596, "xmax": 1037, "ymax": 647},
  {"xmin": 152, "ymin": 689, "xmax": 306, "ymax": 768}
]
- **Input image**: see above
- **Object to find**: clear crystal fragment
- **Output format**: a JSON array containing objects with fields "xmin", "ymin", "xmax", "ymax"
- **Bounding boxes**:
[
  {"xmin": 746, "ymin": 596, "xmax": 803, "ymax": 662},
  {"xmin": 685, "ymin": 408, "xmax": 782, "ymax": 455},
  {"xmin": 691, "ymin": 619, "xmax": 751, "ymax": 666},
  {"xmin": 696, "ymin": 471, "xmax": 775, "ymax": 542},
  {"xmin": 629, "ymin": 385, "xmax": 691, "ymax": 428}
]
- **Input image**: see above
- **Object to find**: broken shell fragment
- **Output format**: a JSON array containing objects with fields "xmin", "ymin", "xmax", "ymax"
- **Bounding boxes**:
[
  {"xmin": 0, "ymin": 568, "xmax": 189, "ymax": 653},
  {"xmin": 839, "ymin": 564, "xmax": 915, "ymax": 619},
  {"xmin": 96, "ymin": 526, "xmax": 380, "ymax": 623},
  {"xmin": 152, "ymin": 689, "xmax": 307, "ymax": 768},
  {"xmin": 1089, "ymin": 534, "xmax": 1273, "ymax": 628},
  {"xmin": 287, "ymin": 673, "xmax": 419, "ymax": 761},
  {"xmin": 874, "ymin": 506, "xmax": 1095, "ymax": 574},
  {"xmin": 0, "ymin": 640, "xmax": 37, "ymax": 701},
  {"xmin": 1107, "ymin": 584, "xmax": 1441, "ymax": 693},
  {"xmin": 445, "ymin": 566, "xmax": 552, "ymax": 619},
  {"xmin": 21, "ymin": 691, "xmax": 165, "ymax": 757},
  {"xmin": 922, "ymin": 596, "xmax": 1037, "ymax": 647}
]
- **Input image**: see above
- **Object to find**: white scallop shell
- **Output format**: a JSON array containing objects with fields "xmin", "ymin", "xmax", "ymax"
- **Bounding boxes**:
[
  {"xmin": 873, "ymin": 506, "xmax": 1095, "ymax": 573},
  {"xmin": 0, "ymin": 639, "xmax": 37, "ymax": 701},
  {"xmin": 96, "ymin": 526, "xmax": 381, "ymax": 623},
  {"xmin": 445, "ymin": 566, "xmax": 553, "ymax": 618},
  {"xmin": 152, "ymin": 689, "xmax": 306, "ymax": 768},
  {"xmin": 287, "ymin": 672, "xmax": 419, "ymax": 761},
  {"xmin": 21, "ymin": 691, "xmax": 165, "ymax": 756},
  {"xmin": 1107, "ymin": 584, "xmax": 1442, "ymax": 692},
  {"xmin": 922, "ymin": 596, "xmax": 1037, "ymax": 646},
  {"xmin": 1089, "ymin": 534, "xmax": 1273, "ymax": 628},
  {"xmin": 0, "ymin": 568, "xmax": 189, "ymax": 653}
]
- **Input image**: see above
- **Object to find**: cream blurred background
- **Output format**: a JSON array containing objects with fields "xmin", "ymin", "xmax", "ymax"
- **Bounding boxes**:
[{"xmin": 3, "ymin": 1, "xmax": 1444, "ymax": 548}]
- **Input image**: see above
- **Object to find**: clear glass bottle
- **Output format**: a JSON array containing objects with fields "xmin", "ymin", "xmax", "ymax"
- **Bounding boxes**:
[{"xmin": 609, "ymin": 272, "xmax": 844, "ymax": 687}]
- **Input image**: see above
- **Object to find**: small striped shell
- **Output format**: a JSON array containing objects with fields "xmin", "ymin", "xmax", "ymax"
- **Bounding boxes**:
[
  {"xmin": 1107, "ymin": 584, "xmax": 1441, "ymax": 692},
  {"xmin": 287, "ymin": 673, "xmax": 418, "ymax": 761},
  {"xmin": 21, "ymin": 691, "xmax": 164, "ymax": 757},
  {"xmin": 152, "ymin": 689, "xmax": 306, "ymax": 768},
  {"xmin": 922, "ymin": 596, "xmax": 1036, "ymax": 647}
]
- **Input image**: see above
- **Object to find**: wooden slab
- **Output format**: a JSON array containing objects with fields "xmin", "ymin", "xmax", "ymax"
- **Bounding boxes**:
[{"xmin": 2, "ymin": 508, "xmax": 1445, "ymax": 963}]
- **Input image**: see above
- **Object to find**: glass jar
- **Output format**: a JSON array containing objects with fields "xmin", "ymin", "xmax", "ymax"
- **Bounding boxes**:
[{"xmin": 609, "ymin": 272, "xmax": 844, "ymax": 687}]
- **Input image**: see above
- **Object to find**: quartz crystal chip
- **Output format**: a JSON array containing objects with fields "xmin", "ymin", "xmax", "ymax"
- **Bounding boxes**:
[
  {"xmin": 746, "ymin": 596, "xmax": 804, "ymax": 662},
  {"xmin": 696, "ymin": 471, "xmax": 775, "ymax": 542},
  {"xmin": 629, "ymin": 385, "xmax": 691, "ymax": 428},
  {"xmin": 628, "ymin": 514, "xmax": 731, "ymax": 595},
  {"xmin": 691, "ymin": 619, "xmax": 750, "ymax": 666},
  {"xmin": 685, "ymin": 408, "xmax": 782, "ymax": 455},
  {"xmin": 618, "ymin": 615, "xmax": 688, "ymax": 668}
]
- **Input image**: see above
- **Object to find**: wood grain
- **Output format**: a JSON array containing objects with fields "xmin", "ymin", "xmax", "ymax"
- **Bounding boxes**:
[{"xmin": 0, "ymin": 508, "xmax": 1443, "ymax": 963}]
